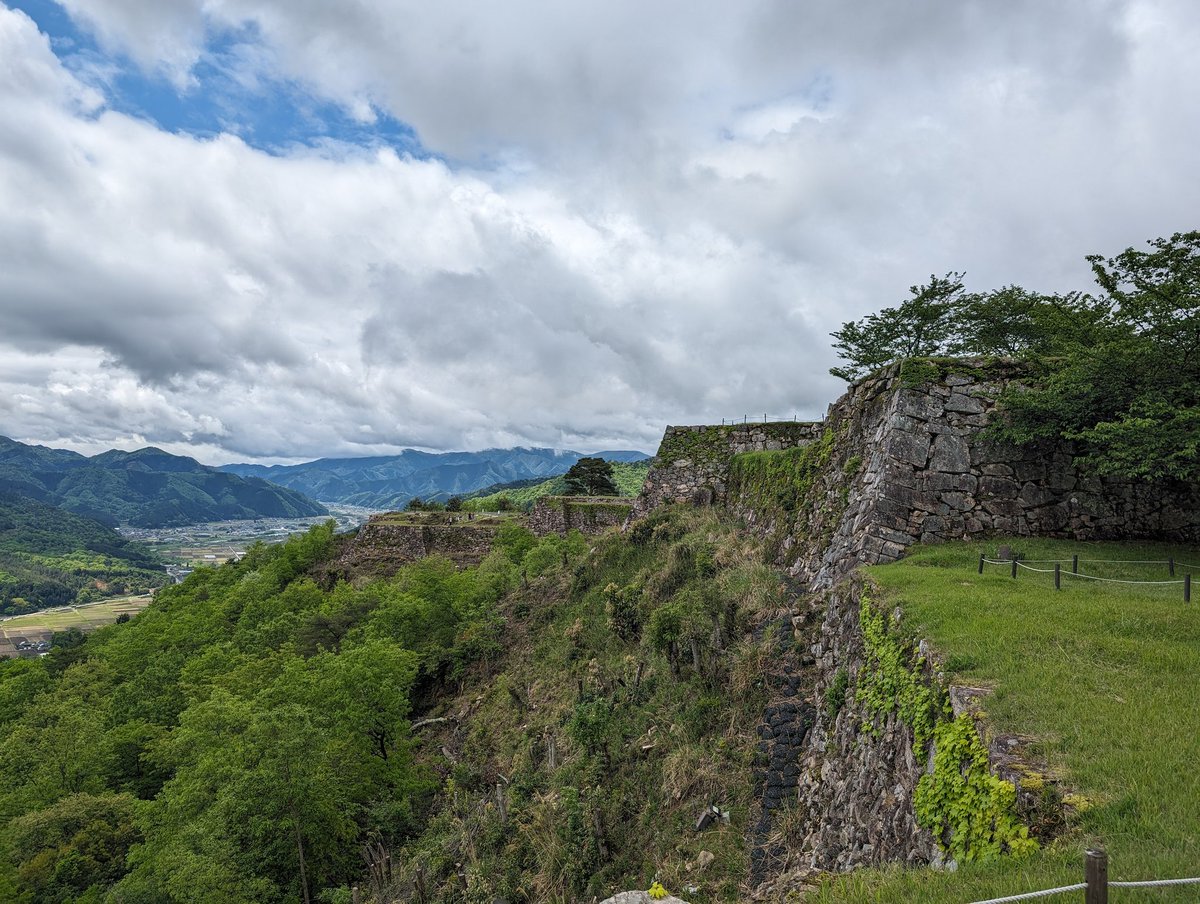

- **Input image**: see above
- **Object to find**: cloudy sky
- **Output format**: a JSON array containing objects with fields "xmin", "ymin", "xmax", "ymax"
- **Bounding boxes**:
[{"xmin": 1, "ymin": 0, "xmax": 1198, "ymax": 464}]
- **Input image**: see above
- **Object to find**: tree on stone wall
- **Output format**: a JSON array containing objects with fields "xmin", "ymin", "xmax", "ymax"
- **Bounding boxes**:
[
  {"xmin": 828, "ymin": 230, "xmax": 1200, "ymax": 482},
  {"xmin": 993, "ymin": 230, "xmax": 1200, "ymax": 481},
  {"xmin": 829, "ymin": 273, "xmax": 969, "ymax": 381},
  {"xmin": 563, "ymin": 458, "xmax": 619, "ymax": 496}
]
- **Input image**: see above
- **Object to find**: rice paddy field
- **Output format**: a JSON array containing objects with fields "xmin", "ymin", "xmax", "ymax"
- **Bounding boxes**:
[{"xmin": 0, "ymin": 594, "xmax": 154, "ymax": 656}]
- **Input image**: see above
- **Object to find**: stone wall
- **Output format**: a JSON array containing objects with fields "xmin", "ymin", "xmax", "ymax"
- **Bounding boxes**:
[
  {"xmin": 339, "ymin": 495, "xmax": 637, "ymax": 577},
  {"xmin": 804, "ymin": 360, "xmax": 1200, "ymax": 585},
  {"xmin": 528, "ymin": 496, "xmax": 634, "ymax": 536},
  {"xmin": 635, "ymin": 360, "xmax": 1200, "ymax": 587},
  {"xmin": 786, "ymin": 573, "xmax": 939, "ymax": 873},
  {"xmin": 631, "ymin": 359, "xmax": 1200, "ymax": 885},
  {"xmin": 633, "ymin": 422, "xmax": 825, "ymax": 516},
  {"xmin": 337, "ymin": 516, "xmax": 501, "ymax": 576}
]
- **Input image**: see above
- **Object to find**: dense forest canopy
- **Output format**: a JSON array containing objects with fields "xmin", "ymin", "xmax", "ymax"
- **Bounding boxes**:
[
  {"xmin": 0, "ymin": 521, "xmax": 514, "ymax": 902},
  {"xmin": 829, "ymin": 230, "xmax": 1200, "ymax": 481}
]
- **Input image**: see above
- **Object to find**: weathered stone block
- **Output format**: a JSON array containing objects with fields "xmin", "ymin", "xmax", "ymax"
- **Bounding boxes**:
[
  {"xmin": 922, "ymin": 472, "xmax": 978, "ymax": 494},
  {"xmin": 970, "ymin": 440, "xmax": 1021, "ymax": 466},
  {"xmin": 894, "ymin": 391, "xmax": 944, "ymax": 421},
  {"xmin": 1018, "ymin": 482, "xmax": 1054, "ymax": 508},
  {"xmin": 940, "ymin": 492, "xmax": 974, "ymax": 512},
  {"xmin": 920, "ymin": 515, "xmax": 945, "ymax": 534},
  {"xmin": 929, "ymin": 434, "xmax": 971, "ymax": 473},
  {"xmin": 979, "ymin": 476, "xmax": 1019, "ymax": 498},
  {"xmin": 980, "ymin": 463, "xmax": 1015, "ymax": 477},
  {"xmin": 1027, "ymin": 504, "xmax": 1069, "ymax": 531},
  {"xmin": 1012, "ymin": 458, "xmax": 1050, "ymax": 482},
  {"xmin": 886, "ymin": 431, "xmax": 930, "ymax": 467},
  {"xmin": 981, "ymin": 498, "xmax": 1021, "ymax": 517},
  {"xmin": 944, "ymin": 392, "xmax": 986, "ymax": 414}
]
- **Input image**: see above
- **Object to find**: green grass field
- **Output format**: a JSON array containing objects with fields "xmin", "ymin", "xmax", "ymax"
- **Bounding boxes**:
[
  {"xmin": 816, "ymin": 538, "xmax": 1200, "ymax": 904},
  {"xmin": 0, "ymin": 594, "xmax": 153, "ymax": 643}
]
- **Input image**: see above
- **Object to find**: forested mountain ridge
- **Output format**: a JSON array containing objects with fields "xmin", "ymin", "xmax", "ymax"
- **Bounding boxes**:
[
  {"xmin": 0, "ymin": 436, "xmax": 328, "ymax": 528},
  {"xmin": 221, "ymin": 447, "xmax": 650, "ymax": 509},
  {"xmin": 0, "ymin": 492, "xmax": 165, "ymax": 612}
]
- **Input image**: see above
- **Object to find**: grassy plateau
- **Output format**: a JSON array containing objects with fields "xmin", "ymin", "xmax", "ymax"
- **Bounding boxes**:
[{"xmin": 817, "ymin": 537, "xmax": 1200, "ymax": 903}]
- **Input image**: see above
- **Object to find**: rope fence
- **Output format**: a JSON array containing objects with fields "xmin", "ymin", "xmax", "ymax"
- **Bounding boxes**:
[
  {"xmin": 1110, "ymin": 877, "xmax": 1200, "ymax": 888},
  {"xmin": 969, "ymin": 883, "xmax": 1085, "ymax": 903},
  {"xmin": 976, "ymin": 553, "xmax": 1194, "ymax": 601},
  {"xmin": 968, "ymin": 850, "xmax": 1200, "ymax": 903}
]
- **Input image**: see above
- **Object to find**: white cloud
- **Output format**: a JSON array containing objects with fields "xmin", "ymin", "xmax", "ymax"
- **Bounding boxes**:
[{"xmin": 1, "ymin": 1, "xmax": 1199, "ymax": 463}]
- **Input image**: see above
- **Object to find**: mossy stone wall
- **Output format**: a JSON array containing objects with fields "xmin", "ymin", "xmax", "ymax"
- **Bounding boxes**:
[
  {"xmin": 337, "ymin": 517, "xmax": 501, "ymax": 575},
  {"xmin": 633, "ymin": 422, "xmax": 826, "ymax": 516},
  {"xmin": 636, "ymin": 359, "xmax": 1200, "ymax": 588},
  {"xmin": 528, "ymin": 496, "xmax": 634, "ymax": 536}
]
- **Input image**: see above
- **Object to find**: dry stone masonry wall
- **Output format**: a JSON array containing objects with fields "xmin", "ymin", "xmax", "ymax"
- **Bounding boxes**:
[
  {"xmin": 527, "ymin": 496, "xmax": 634, "ymax": 535},
  {"xmin": 636, "ymin": 359, "xmax": 1200, "ymax": 586},
  {"xmin": 631, "ymin": 359, "xmax": 1200, "ymax": 886},
  {"xmin": 337, "ymin": 518, "xmax": 500, "ymax": 576},
  {"xmin": 633, "ymin": 422, "xmax": 825, "ymax": 516},
  {"xmin": 787, "ymin": 575, "xmax": 940, "ymax": 872},
  {"xmin": 339, "ymin": 497, "xmax": 635, "ymax": 577},
  {"xmin": 804, "ymin": 359, "xmax": 1200, "ymax": 584}
]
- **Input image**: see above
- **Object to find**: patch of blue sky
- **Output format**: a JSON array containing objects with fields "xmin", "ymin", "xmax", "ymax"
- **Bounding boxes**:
[
  {"xmin": 6, "ymin": 0, "xmax": 430, "ymax": 159},
  {"xmin": 718, "ymin": 70, "xmax": 836, "ymax": 142}
]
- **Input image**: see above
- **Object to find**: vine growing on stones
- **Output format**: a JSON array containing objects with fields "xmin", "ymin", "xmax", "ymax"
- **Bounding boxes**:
[{"xmin": 913, "ymin": 714, "xmax": 1038, "ymax": 863}]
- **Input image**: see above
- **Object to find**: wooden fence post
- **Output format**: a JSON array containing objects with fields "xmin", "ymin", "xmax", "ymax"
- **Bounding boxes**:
[
  {"xmin": 978, "ymin": 554, "xmax": 985, "ymax": 574},
  {"xmin": 352, "ymin": 887, "xmax": 361, "ymax": 904},
  {"xmin": 1011, "ymin": 558, "xmax": 1018, "ymax": 579},
  {"xmin": 1085, "ymin": 848, "xmax": 1108, "ymax": 904},
  {"xmin": 1169, "ymin": 556, "xmax": 1175, "ymax": 576},
  {"xmin": 1186, "ymin": 573, "xmax": 1191, "ymax": 604},
  {"xmin": 1072, "ymin": 554, "xmax": 1078, "ymax": 574},
  {"xmin": 1055, "ymin": 563, "xmax": 1061, "ymax": 590}
]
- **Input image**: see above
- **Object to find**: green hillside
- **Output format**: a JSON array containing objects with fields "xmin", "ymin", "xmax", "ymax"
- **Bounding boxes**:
[
  {"xmin": 1, "ymin": 507, "xmax": 1196, "ymax": 902},
  {"xmin": 0, "ymin": 508, "xmax": 776, "ymax": 902},
  {"xmin": 465, "ymin": 459, "xmax": 651, "ymax": 510},
  {"xmin": 0, "ymin": 493, "xmax": 165, "ymax": 613}
]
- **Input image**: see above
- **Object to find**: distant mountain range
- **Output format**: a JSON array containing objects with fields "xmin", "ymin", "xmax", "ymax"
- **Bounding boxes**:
[
  {"xmin": 0, "ymin": 437, "xmax": 328, "ymax": 528},
  {"xmin": 221, "ymin": 447, "xmax": 651, "ymax": 510}
]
